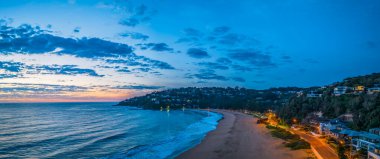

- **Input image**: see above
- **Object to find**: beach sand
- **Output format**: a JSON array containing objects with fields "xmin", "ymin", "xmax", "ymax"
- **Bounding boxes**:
[{"xmin": 177, "ymin": 109, "xmax": 311, "ymax": 159}]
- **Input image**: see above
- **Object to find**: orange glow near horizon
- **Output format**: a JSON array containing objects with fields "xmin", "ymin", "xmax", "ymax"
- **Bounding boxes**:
[{"xmin": 0, "ymin": 89, "xmax": 152, "ymax": 103}]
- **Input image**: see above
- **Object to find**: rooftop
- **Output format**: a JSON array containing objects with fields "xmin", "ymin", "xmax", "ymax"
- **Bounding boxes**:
[{"xmin": 359, "ymin": 131, "xmax": 380, "ymax": 140}]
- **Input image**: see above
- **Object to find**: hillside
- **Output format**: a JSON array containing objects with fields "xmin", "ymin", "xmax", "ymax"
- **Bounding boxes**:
[
  {"xmin": 278, "ymin": 73, "xmax": 380, "ymax": 130},
  {"xmin": 119, "ymin": 73, "xmax": 380, "ymax": 130},
  {"xmin": 118, "ymin": 87, "xmax": 310, "ymax": 112}
]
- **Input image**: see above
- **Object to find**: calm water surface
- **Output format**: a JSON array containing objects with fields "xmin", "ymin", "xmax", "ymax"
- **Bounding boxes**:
[{"xmin": 0, "ymin": 103, "xmax": 221, "ymax": 159}]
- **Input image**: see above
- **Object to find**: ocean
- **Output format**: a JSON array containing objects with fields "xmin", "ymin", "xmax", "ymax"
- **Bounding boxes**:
[{"xmin": 0, "ymin": 102, "xmax": 222, "ymax": 159}]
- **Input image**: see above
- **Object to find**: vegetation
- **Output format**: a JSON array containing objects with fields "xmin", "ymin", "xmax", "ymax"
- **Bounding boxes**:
[
  {"xmin": 119, "ymin": 87, "xmax": 308, "ymax": 111},
  {"xmin": 278, "ymin": 73, "xmax": 380, "ymax": 131},
  {"xmin": 337, "ymin": 145, "xmax": 347, "ymax": 159},
  {"xmin": 119, "ymin": 73, "xmax": 380, "ymax": 131},
  {"xmin": 325, "ymin": 137, "xmax": 348, "ymax": 159},
  {"xmin": 266, "ymin": 125, "xmax": 311, "ymax": 150}
]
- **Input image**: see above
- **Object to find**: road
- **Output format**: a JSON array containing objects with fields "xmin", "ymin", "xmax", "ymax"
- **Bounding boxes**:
[{"xmin": 291, "ymin": 129, "xmax": 339, "ymax": 159}]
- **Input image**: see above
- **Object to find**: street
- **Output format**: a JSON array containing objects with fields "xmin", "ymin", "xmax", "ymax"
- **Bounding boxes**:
[{"xmin": 291, "ymin": 129, "xmax": 339, "ymax": 159}]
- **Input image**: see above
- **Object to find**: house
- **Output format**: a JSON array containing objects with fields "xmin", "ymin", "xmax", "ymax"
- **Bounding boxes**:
[
  {"xmin": 333, "ymin": 86, "xmax": 352, "ymax": 96},
  {"xmin": 354, "ymin": 86, "xmax": 365, "ymax": 94},
  {"xmin": 306, "ymin": 91, "xmax": 322, "ymax": 98},
  {"xmin": 338, "ymin": 113, "xmax": 354, "ymax": 122},
  {"xmin": 296, "ymin": 91, "xmax": 304, "ymax": 97},
  {"xmin": 370, "ymin": 128, "xmax": 380, "ymax": 136},
  {"xmin": 355, "ymin": 85, "xmax": 365, "ymax": 91},
  {"xmin": 352, "ymin": 131, "xmax": 380, "ymax": 150},
  {"xmin": 338, "ymin": 129, "xmax": 361, "ymax": 144},
  {"xmin": 368, "ymin": 87, "xmax": 380, "ymax": 94},
  {"xmin": 319, "ymin": 119, "xmax": 348, "ymax": 137},
  {"xmin": 368, "ymin": 144, "xmax": 380, "ymax": 159},
  {"xmin": 329, "ymin": 129, "xmax": 341, "ymax": 139}
]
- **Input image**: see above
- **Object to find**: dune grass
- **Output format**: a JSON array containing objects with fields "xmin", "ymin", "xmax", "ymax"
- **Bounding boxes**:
[{"xmin": 266, "ymin": 125, "xmax": 311, "ymax": 150}]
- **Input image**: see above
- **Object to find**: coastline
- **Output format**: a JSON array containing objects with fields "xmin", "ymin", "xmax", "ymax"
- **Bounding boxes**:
[{"xmin": 176, "ymin": 109, "xmax": 312, "ymax": 159}]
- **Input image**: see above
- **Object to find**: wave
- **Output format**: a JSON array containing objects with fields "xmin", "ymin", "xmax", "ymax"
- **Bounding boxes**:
[
  {"xmin": 116, "ymin": 111, "xmax": 222, "ymax": 159},
  {"xmin": 0, "ymin": 103, "xmax": 222, "ymax": 159}
]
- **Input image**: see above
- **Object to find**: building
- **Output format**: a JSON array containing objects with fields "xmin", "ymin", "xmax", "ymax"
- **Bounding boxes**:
[
  {"xmin": 334, "ymin": 86, "xmax": 351, "ymax": 96},
  {"xmin": 355, "ymin": 85, "xmax": 365, "ymax": 91},
  {"xmin": 352, "ymin": 132, "xmax": 380, "ymax": 150},
  {"xmin": 306, "ymin": 91, "xmax": 322, "ymax": 98},
  {"xmin": 339, "ymin": 129, "xmax": 360, "ymax": 141},
  {"xmin": 338, "ymin": 113, "xmax": 354, "ymax": 122},
  {"xmin": 319, "ymin": 119, "xmax": 347, "ymax": 137},
  {"xmin": 368, "ymin": 87, "xmax": 380, "ymax": 94},
  {"xmin": 368, "ymin": 144, "xmax": 380, "ymax": 159},
  {"xmin": 370, "ymin": 128, "xmax": 380, "ymax": 136},
  {"xmin": 353, "ymin": 85, "xmax": 365, "ymax": 95}
]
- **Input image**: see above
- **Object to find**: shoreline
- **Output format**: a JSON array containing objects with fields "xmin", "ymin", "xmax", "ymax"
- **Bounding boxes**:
[{"xmin": 176, "ymin": 109, "xmax": 312, "ymax": 159}]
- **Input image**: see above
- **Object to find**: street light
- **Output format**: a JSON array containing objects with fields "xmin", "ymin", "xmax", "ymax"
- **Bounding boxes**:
[{"xmin": 292, "ymin": 118, "xmax": 297, "ymax": 124}]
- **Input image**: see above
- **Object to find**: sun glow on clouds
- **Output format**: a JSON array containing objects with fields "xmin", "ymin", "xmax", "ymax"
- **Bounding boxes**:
[
  {"xmin": 0, "ymin": 52, "xmax": 164, "ymax": 102},
  {"xmin": 1, "ymin": 0, "xmax": 379, "ymax": 102}
]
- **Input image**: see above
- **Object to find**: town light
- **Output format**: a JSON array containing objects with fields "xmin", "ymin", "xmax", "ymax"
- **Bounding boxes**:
[{"xmin": 292, "ymin": 118, "xmax": 297, "ymax": 123}]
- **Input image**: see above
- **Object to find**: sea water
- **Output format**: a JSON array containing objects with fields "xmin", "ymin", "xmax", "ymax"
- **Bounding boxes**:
[{"xmin": 0, "ymin": 102, "xmax": 222, "ymax": 159}]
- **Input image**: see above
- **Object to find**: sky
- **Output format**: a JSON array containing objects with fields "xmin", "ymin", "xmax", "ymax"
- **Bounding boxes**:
[{"xmin": 0, "ymin": 0, "xmax": 379, "ymax": 102}]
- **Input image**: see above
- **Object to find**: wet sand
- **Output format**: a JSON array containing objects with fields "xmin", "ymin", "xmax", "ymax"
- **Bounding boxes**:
[{"xmin": 177, "ymin": 109, "xmax": 311, "ymax": 159}]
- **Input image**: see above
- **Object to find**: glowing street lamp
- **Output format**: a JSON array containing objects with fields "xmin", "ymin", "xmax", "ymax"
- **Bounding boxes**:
[{"xmin": 292, "ymin": 118, "xmax": 297, "ymax": 124}]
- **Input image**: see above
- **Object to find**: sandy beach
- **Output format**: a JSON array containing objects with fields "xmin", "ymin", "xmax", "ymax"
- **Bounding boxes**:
[{"xmin": 177, "ymin": 110, "xmax": 312, "ymax": 159}]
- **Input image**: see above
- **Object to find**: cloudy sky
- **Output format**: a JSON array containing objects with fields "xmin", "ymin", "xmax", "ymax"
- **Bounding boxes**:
[{"xmin": 0, "ymin": 0, "xmax": 379, "ymax": 102}]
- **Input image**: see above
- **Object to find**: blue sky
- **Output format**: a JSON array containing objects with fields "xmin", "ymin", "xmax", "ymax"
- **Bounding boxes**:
[{"xmin": 0, "ymin": 0, "xmax": 379, "ymax": 102}]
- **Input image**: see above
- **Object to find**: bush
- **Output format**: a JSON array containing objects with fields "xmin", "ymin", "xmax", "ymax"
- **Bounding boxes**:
[
  {"xmin": 269, "ymin": 127, "xmax": 299, "ymax": 140},
  {"xmin": 285, "ymin": 139, "xmax": 311, "ymax": 150},
  {"xmin": 266, "ymin": 126, "xmax": 311, "ymax": 150},
  {"xmin": 266, "ymin": 125, "xmax": 277, "ymax": 129}
]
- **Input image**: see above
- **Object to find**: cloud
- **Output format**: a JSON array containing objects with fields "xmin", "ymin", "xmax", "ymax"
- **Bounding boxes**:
[
  {"xmin": 175, "ymin": 27, "xmax": 205, "ymax": 45},
  {"xmin": 31, "ymin": 65, "xmax": 104, "ymax": 77},
  {"xmin": 116, "ymin": 67, "xmax": 131, "ymax": 73},
  {"xmin": 132, "ymin": 67, "xmax": 151, "ymax": 72},
  {"xmin": 0, "ymin": 23, "xmax": 174, "ymax": 72},
  {"xmin": 177, "ymin": 26, "xmax": 258, "ymax": 48},
  {"xmin": 281, "ymin": 55, "xmax": 292, "ymax": 63},
  {"xmin": 216, "ymin": 57, "xmax": 232, "ymax": 64},
  {"xmin": 119, "ymin": 32, "xmax": 149, "ymax": 41},
  {"xmin": 141, "ymin": 58, "xmax": 175, "ymax": 70},
  {"xmin": 119, "ymin": 18, "xmax": 140, "ymax": 27},
  {"xmin": 183, "ymin": 28, "xmax": 203, "ymax": 37},
  {"xmin": 113, "ymin": 85, "xmax": 164, "ymax": 90},
  {"xmin": 212, "ymin": 26, "xmax": 230, "ymax": 35},
  {"xmin": 0, "ymin": 60, "xmax": 103, "ymax": 77},
  {"xmin": 0, "ymin": 24, "xmax": 133, "ymax": 58},
  {"xmin": 0, "ymin": 83, "xmax": 88, "ymax": 94},
  {"xmin": 282, "ymin": 55, "xmax": 291, "ymax": 60},
  {"xmin": 199, "ymin": 58, "xmax": 252, "ymax": 72},
  {"xmin": 119, "ymin": 4, "xmax": 155, "ymax": 27},
  {"xmin": 0, "ymin": 74, "xmax": 17, "ymax": 79},
  {"xmin": 0, "ymin": 61, "xmax": 23, "ymax": 78},
  {"xmin": 0, "ymin": 61, "xmax": 24, "ymax": 72},
  {"xmin": 106, "ymin": 57, "xmax": 175, "ymax": 70},
  {"xmin": 231, "ymin": 64, "xmax": 253, "ymax": 72},
  {"xmin": 136, "ymin": 43, "xmax": 174, "ymax": 52},
  {"xmin": 252, "ymin": 80, "xmax": 266, "ymax": 84},
  {"xmin": 197, "ymin": 62, "xmax": 229, "ymax": 70},
  {"xmin": 186, "ymin": 69, "xmax": 228, "ymax": 81},
  {"xmin": 73, "ymin": 27, "xmax": 80, "ymax": 33},
  {"xmin": 232, "ymin": 77, "xmax": 246, "ymax": 82},
  {"xmin": 187, "ymin": 48, "xmax": 210, "ymax": 58},
  {"xmin": 228, "ymin": 49, "xmax": 275, "ymax": 67},
  {"xmin": 218, "ymin": 33, "xmax": 257, "ymax": 46}
]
